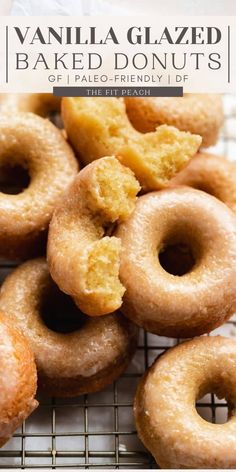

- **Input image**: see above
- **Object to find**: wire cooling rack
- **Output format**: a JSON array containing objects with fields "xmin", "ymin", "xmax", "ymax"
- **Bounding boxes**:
[{"xmin": 1, "ymin": 95, "xmax": 236, "ymax": 469}]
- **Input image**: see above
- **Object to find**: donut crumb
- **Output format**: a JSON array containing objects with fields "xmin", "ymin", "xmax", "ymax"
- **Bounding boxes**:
[
  {"xmin": 119, "ymin": 125, "xmax": 202, "ymax": 190},
  {"xmin": 90, "ymin": 156, "xmax": 140, "ymax": 222},
  {"xmin": 63, "ymin": 98, "xmax": 202, "ymax": 191},
  {"xmin": 85, "ymin": 236, "xmax": 125, "ymax": 314}
]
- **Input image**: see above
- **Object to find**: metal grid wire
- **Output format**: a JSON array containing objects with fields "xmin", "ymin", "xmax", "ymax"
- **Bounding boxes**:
[{"xmin": 0, "ymin": 95, "xmax": 236, "ymax": 469}]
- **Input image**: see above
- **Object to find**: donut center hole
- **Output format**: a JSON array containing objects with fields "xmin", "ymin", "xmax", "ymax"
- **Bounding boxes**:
[
  {"xmin": 0, "ymin": 164, "xmax": 30, "ymax": 195},
  {"xmin": 192, "ymin": 183, "xmax": 215, "ymax": 197},
  {"xmin": 196, "ymin": 393, "xmax": 229, "ymax": 424},
  {"xmin": 159, "ymin": 242, "xmax": 195, "ymax": 276},
  {"xmin": 41, "ymin": 283, "xmax": 87, "ymax": 333},
  {"xmin": 48, "ymin": 111, "xmax": 63, "ymax": 129}
]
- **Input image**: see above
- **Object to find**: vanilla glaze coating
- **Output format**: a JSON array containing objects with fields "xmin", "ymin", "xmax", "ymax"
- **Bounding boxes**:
[
  {"xmin": 125, "ymin": 94, "xmax": 223, "ymax": 148},
  {"xmin": 170, "ymin": 152, "xmax": 236, "ymax": 212},
  {"xmin": 134, "ymin": 336, "xmax": 236, "ymax": 468},
  {"xmin": 0, "ymin": 258, "xmax": 138, "ymax": 397},
  {"xmin": 0, "ymin": 113, "xmax": 78, "ymax": 259},
  {"xmin": 116, "ymin": 187, "xmax": 236, "ymax": 337},
  {"xmin": 0, "ymin": 314, "xmax": 38, "ymax": 446},
  {"xmin": 0, "ymin": 93, "xmax": 61, "ymax": 118}
]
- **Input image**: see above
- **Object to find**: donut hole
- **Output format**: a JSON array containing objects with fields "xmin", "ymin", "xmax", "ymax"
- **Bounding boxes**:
[
  {"xmin": 190, "ymin": 182, "xmax": 215, "ymax": 198},
  {"xmin": 31, "ymin": 94, "xmax": 62, "ymax": 127},
  {"xmin": 196, "ymin": 393, "xmax": 229, "ymax": 424},
  {"xmin": 48, "ymin": 111, "xmax": 63, "ymax": 129},
  {"xmin": 159, "ymin": 242, "xmax": 195, "ymax": 276},
  {"xmin": 0, "ymin": 163, "xmax": 30, "ymax": 195},
  {"xmin": 41, "ymin": 282, "xmax": 87, "ymax": 333},
  {"xmin": 196, "ymin": 377, "xmax": 236, "ymax": 424}
]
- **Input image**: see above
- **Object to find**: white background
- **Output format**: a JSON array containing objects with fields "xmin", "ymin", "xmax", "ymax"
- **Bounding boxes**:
[{"xmin": 1, "ymin": 0, "xmax": 236, "ymax": 16}]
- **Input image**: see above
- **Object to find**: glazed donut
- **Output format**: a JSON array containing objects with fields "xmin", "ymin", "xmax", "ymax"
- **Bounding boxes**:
[
  {"xmin": 115, "ymin": 187, "xmax": 236, "ymax": 337},
  {"xmin": 0, "ymin": 93, "xmax": 61, "ymax": 118},
  {"xmin": 48, "ymin": 156, "xmax": 140, "ymax": 316},
  {"xmin": 0, "ymin": 258, "xmax": 138, "ymax": 397},
  {"xmin": 170, "ymin": 152, "xmax": 236, "ymax": 212},
  {"xmin": 125, "ymin": 94, "xmax": 223, "ymax": 148},
  {"xmin": 0, "ymin": 112, "xmax": 78, "ymax": 259},
  {"xmin": 134, "ymin": 336, "xmax": 236, "ymax": 469},
  {"xmin": 61, "ymin": 97, "xmax": 201, "ymax": 191},
  {"xmin": 0, "ymin": 314, "xmax": 38, "ymax": 447}
]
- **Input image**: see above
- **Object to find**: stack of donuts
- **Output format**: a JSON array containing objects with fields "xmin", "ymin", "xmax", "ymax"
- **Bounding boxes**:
[{"xmin": 0, "ymin": 92, "xmax": 236, "ymax": 468}]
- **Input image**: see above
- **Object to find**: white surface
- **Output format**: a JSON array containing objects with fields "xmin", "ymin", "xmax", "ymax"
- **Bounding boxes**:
[
  {"xmin": 10, "ymin": 0, "xmax": 129, "ymax": 15},
  {"xmin": 0, "ymin": 0, "xmax": 12, "ymax": 15},
  {"xmin": 9, "ymin": 0, "xmax": 236, "ymax": 16}
]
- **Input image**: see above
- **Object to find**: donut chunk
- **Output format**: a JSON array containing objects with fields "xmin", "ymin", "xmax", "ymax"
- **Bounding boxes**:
[
  {"xmin": 48, "ymin": 156, "xmax": 140, "ymax": 316},
  {"xmin": 116, "ymin": 187, "xmax": 236, "ymax": 337},
  {"xmin": 0, "ymin": 113, "xmax": 78, "ymax": 259},
  {"xmin": 134, "ymin": 336, "xmax": 236, "ymax": 469},
  {"xmin": 0, "ymin": 314, "xmax": 38, "ymax": 447},
  {"xmin": 0, "ymin": 93, "xmax": 61, "ymax": 118},
  {"xmin": 62, "ymin": 97, "xmax": 202, "ymax": 191},
  {"xmin": 170, "ymin": 152, "xmax": 236, "ymax": 212},
  {"xmin": 125, "ymin": 94, "xmax": 223, "ymax": 148},
  {"xmin": 0, "ymin": 258, "xmax": 138, "ymax": 397}
]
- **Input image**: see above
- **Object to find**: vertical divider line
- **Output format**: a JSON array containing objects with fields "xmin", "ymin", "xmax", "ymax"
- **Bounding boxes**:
[
  {"xmin": 6, "ymin": 25, "xmax": 9, "ymax": 83},
  {"xmin": 228, "ymin": 26, "xmax": 231, "ymax": 84}
]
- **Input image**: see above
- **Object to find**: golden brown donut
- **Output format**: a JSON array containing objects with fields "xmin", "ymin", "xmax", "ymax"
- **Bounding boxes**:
[
  {"xmin": 115, "ymin": 187, "xmax": 236, "ymax": 337},
  {"xmin": 0, "ymin": 93, "xmax": 61, "ymax": 118},
  {"xmin": 0, "ymin": 258, "xmax": 138, "ymax": 397},
  {"xmin": 125, "ymin": 94, "xmax": 223, "ymax": 148},
  {"xmin": 47, "ymin": 156, "xmax": 140, "ymax": 316},
  {"xmin": 0, "ymin": 314, "xmax": 38, "ymax": 447},
  {"xmin": 134, "ymin": 336, "xmax": 236, "ymax": 469},
  {"xmin": 0, "ymin": 112, "xmax": 78, "ymax": 259},
  {"xmin": 170, "ymin": 152, "xmax": 236, "ymax": 212},
  {"xmin": 61, "ymin": 97, "xmax": 202, "ymax": 191}
]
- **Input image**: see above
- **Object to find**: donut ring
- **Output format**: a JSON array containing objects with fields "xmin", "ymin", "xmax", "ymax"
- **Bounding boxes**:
[
  {"xmin": 0, "ymin": 93, "xmax": 61, "ymax": 118},
  {"xmin": 0, "ymin": 112, "xmax": 78, "ymax": 259},
  {"xmin": 125, "ymin": 94, "xmax": 223, "ymax": 148},
  {"xmin": 61, "ymin": 97, "xmax": 201, "ymax": 191},
  {"xmin": 0, "ymin": 258, "xmax": 138, "ymax": 397},
  {"xmin": 0, "ymin": 314, "xmax": 38, "ymax": 447},
  {"xmin": 134, "ymin": 336, "xmax": 236, "ymax": 469},
  {"xmin": 170, "ymin": 152, "xmax": 236, "ymax": 212},
  {"xmin": 48, "ymin": 156, "xmax": 140, "ymax": 316},
  {"xmin": 115, "ymin": 187, "xmax": 236, "ymax": 337}
]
